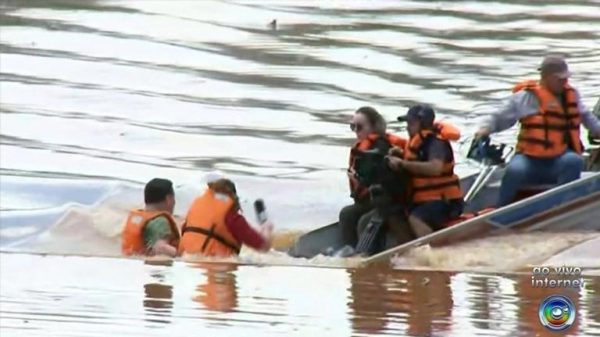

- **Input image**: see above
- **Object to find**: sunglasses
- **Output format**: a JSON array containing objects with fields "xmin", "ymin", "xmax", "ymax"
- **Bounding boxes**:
[{"xmin": 350, "ymin": 123, "xmax": 364, "ymax": 132}]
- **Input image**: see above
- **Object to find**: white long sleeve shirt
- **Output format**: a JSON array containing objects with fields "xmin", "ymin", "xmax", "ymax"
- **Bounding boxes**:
[{"xmin": 484, "ymin": 89, "xmax": 600, "ymax": 136}]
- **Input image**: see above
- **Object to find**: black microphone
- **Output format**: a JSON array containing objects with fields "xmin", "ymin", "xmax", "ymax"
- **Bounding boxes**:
[{"xmin": 254, "ymin": 199, "xmax": 268, "ymax": 224}]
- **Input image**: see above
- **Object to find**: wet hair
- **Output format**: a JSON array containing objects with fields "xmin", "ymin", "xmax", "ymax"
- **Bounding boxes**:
[
  {"xmin": 210, "ymin": 178, "xmax": 237, "ymax": 195},
  {"xmin": 355, "ymin": 106, "xmax": 387, "ymax": 135},
  {"xmin": 209, "ymin": 178, "xmax": 240, "ymax": 210},
  {"xmin": 144, "ymin": 178, "xmax": 174, "ymax": 204}
]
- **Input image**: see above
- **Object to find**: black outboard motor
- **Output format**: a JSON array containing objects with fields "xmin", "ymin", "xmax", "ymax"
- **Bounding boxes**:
[
  {"xmin": 467, "ymin": 135, "xmax": 506, "ymax": 165},
  {"xmin": 353, "ymin": 185, "xmax": 389, "ymax": 256},
  {"xmin": 353, "ymin": 153, "xmax": 410, "ymax": 257}
]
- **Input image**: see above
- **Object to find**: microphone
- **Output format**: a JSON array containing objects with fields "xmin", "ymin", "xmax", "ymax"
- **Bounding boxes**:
[{"xmin": 254, "ymin": 199, "xmax": 268, "ymax": 224}]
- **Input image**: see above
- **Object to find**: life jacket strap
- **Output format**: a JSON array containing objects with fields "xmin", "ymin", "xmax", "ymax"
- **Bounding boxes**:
[{"xmin": 182, "ymin": 225, "xmax": 241, "ymax": 254}]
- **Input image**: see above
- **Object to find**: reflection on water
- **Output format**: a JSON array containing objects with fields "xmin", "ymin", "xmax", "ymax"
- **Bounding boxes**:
[
  {"xmin": 143, "ymin": 259, "xmax": 174, "ymax": 325},
  {"xmin": 349, "ymin": 268, "xmax": 454, "ymax": 336},
  {"xmin": 591, "ymin": 281, "xmax": 600, "ymax": 329},
  {"xmin": 192, "ymin": 263, "xmax": 238, "ymax": 313},
  {"xmin": 144, "ymin": 283, "xmax": 173, "ymax": 322},
  {"xmin": 2, "ymin": 0, "xmax": 600, "ymax": 336},
  {"xmin": 2, "ymin": 254, "xmax": 600, "ymax": 337}
]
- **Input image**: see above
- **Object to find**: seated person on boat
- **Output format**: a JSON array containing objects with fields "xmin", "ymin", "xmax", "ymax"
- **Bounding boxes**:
[
  {"xmin": 339, "ymin": 106, "xmax": 407, "ymax": 247},
  {"xmin": 475, "ymin": 55, "xmax": 600, "ymax": 207},
  {"xmin": 121, "ymin": 178, "xmax": 180, "ymax": 257},
  {"xmin": 178, "ymin": 177, "xmax": 273, "ymax": 257},
  {"xmin": 387, "ymin": 105, "xmax": 464, "ymax": 238}
]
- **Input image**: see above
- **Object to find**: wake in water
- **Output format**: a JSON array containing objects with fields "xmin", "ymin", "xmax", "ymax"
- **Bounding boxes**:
[
  {"xmin": 391, "ymin": 231, "xmax": 600, "ymax": 273},
  {"xmin": 3, "ymin": 175, "xmax": 599, "ymax": 271},
  {"xmin": 0, "ymin": 174, "xmax": 348, "ymax": 257}
]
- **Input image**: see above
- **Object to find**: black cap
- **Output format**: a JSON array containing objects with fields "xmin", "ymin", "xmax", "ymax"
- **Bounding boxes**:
[
  {"xmin": 144, "ymin": 178, "xmax": 174, "ymax": 204},
  {"xmin": 397, "ymin": 104, "xmax": 435, "ymax": 126}
]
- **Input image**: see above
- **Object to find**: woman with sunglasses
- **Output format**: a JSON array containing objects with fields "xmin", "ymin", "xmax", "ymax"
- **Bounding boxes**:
[{"xmin": 339, "ymin": 106, "xmax": 407, "ymax": 248}]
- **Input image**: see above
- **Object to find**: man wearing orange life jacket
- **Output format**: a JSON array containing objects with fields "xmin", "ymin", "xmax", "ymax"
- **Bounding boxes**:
[
  {"xmin": 476, "ymin": 56, "xmax": 600, "ymax": 207},
  {"xmin": 179, "ymin": 177, "xmax": 272, "ymax": 257},
  {"xmin": 387, "ymin": 105, "xmax": 464, "ymax": 237},
  {"xmin": 339, "ymin": 106, "xmax": 408, "ymax": 247},
  {"xmin": 121, "ymin": 178, "xmax": 180, "ymax": 257}
]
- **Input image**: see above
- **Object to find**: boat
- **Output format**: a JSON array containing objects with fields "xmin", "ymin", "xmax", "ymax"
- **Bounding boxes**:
[{"xmin": 287, "ymin": 139, "xmax": 600, "ymax": 265}]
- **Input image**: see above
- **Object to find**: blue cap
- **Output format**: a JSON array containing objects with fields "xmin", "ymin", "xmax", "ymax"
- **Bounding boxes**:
[{"xmin": 397, "ymin": 104, "xmax": 435, "ymax": 125}]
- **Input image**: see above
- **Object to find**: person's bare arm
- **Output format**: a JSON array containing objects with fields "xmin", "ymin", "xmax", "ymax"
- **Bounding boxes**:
[{"xmin": 150, "ymin": 240, "xmax": 178, "ymax": 257}]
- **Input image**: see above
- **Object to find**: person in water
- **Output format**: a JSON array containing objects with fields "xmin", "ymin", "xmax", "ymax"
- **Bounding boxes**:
[
  {"xmin": 387, "ymin": 105, "xmax": 464, "ymax": 237},
  {"xmin": 178, "ymin": 177, "xmax": 273, "ymax": 257},
  {"xmin": 339, "ymin": 106, "xmax": 406, "ymax": 248},
  {"xmin": 121, "ymin": 178, "xmax": 180, "ymax": 257},
  {"xmin": 476, "ymin": 55, "xmax": 600, "ymax": 207}
]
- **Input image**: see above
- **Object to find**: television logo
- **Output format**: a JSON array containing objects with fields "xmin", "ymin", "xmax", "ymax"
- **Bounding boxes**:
[{"xmin": 538, "ymin": 295, "xmax": 576, "ymax": 331}]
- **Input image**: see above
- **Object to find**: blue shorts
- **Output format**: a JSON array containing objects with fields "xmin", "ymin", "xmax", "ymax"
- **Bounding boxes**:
[{"xmin": 410, "ymin": 200, "xmax": 464, "ymax": 231}]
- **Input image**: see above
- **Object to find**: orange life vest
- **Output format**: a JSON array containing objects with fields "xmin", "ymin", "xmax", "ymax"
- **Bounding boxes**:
[
  {"xmin": 514, "ymin": 80, "xmax": 583, "ymax": 158},
  {"xmin": 121, "ymin": 209, "xmax": 180, "ymax": 256},
  {"xmin": 349, "ymin": 132, "xmax": 407, "ymax": 200},
  {"xmin": 193, "ymin": 264, "xmax": 238, "ymax": 312},
  {"xmin": 178, "ymin": 189, "xmax": 241, "ymax": 257},
  {"xmin": 404, "ymin": 122, "xmax": 463, "ymax": 204}
]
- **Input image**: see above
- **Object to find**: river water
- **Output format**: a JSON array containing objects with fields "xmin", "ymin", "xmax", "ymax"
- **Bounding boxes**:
[{"xmin": 1, "ymin": 1, "xmax": 600, "ymax": 336}]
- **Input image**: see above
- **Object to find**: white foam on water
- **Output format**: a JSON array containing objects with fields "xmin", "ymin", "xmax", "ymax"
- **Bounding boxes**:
[
  {"xmin": 391, "ymin": 232, "xmax": 600, "ymax": 272},
  {"xmin": 176, "ymin": 249, "xmax": 362, "ymax": 269},
  {"xmin": 0, "ymin": 181, "xmax": 140, "ymax": 256},
  {"xmin": 540, "ymin": 237, "xmax": 600, "ymax": 271},
  {"xmin": 3, "ymin": 176, "xmax": 598, "ymax": 270},
  {"xmin": 0, "ymin": 174, "xmax": 349, "ymax": 257}
]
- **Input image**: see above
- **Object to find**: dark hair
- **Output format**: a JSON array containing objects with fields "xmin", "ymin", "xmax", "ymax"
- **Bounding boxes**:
[
  {"xmin": 355, "ymin": 106, "xmax": 386, "ymax": 135},
  {"xmin": 144, "ymin": 178, "xmax": 174, "ymax": 204}
]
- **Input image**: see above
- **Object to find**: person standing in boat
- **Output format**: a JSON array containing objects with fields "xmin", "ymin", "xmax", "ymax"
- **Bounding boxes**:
[
  {"xmin": 178, "ymin": 177, "xmax": 273, "ymax": 257},
  {"xmin": 476, "ymin": 55, "xmax": 600, "ymax": 207},
  {"xmin": 339, "ymin": 106, "xmax": 407, "ymax": 248},
  {"xmin": 387, "ymin": 105, "xmax": 464, "ymax": 238},
  {"xmin": 121, "ymin": 178, "xmax": 181, "ymax": 257}
]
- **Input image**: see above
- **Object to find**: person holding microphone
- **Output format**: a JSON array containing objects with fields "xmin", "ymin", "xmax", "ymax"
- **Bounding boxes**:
[{"xmin": 179, "ymin": 172, "xmax": 273, "ymax": 257}]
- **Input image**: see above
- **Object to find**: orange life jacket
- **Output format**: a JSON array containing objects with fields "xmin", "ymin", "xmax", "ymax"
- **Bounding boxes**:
[
  {"xmin": 514, "ymin": 80, "xmax": 583, "ymax": 158},
  {"xmin": 404, "ymin": 122, "xmax": 463, "ymax": 204},
  {"xmin": 349, "ymin": 132, "xmax": 407, "ymax": 200},
  {"xmin": 121, "ymin": 209, "xmax": 180, "ymax": 256},
  {"xmin": 193, "ymin": 264, "xmax": 238, "ymax": 312},
  {"xmin": 178, "ymin": 189, "xmax": 241, "ymax": 257}
]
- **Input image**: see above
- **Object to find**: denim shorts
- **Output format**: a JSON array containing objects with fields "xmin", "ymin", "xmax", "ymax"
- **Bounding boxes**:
[{"xmin": 410, "ymin": 199, "xmax": 464, "ymax": 230}]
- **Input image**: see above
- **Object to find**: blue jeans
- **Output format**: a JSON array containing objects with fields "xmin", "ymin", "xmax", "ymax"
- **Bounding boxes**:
[
  {"xmin": 410, "ymin": 199, "xmax": 464, "ymax": 231},
  {"xmin": 497, "ymin": 151, "xmax": 584, "ymax": 207}
]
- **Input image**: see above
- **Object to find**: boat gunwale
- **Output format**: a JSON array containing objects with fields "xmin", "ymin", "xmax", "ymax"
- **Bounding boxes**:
[{"xmin": 361, "ymin": 171, "xmax": 600, "ymax": 266}]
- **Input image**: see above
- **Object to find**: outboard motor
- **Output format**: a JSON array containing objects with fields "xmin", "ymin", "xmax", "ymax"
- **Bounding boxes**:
[
  {"xmin": 467, "ymin": 135, "xmax": 506, "ymax": 165},
  {"xmin": 354, "ymin": 185, "xmax": 389, "ymax": 256},
  {"xmin": 353, "ymin": 155, "xmax": 410, "ymax": 257}
]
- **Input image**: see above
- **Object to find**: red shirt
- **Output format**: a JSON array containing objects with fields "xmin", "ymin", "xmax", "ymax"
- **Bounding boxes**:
[{"xmin": 224, "ymin": 209, "xmax": 266, "ymax": 249}]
